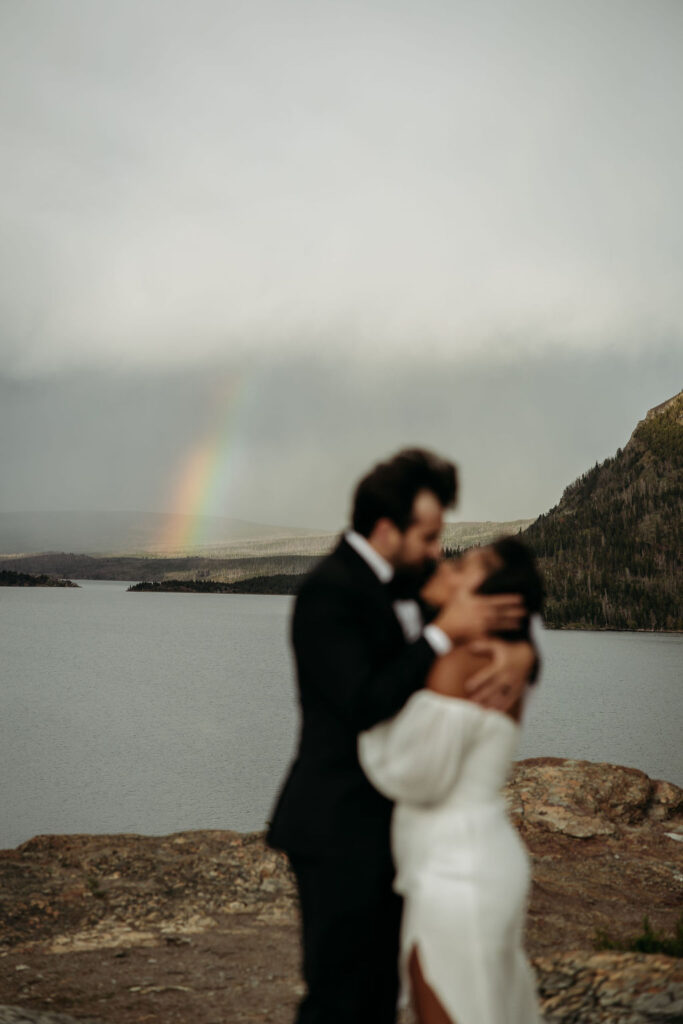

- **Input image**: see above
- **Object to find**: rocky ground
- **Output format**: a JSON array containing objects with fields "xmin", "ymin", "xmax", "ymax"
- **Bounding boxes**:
[{"xmin": 1, "ymin": 758, "xmax": 682, "ymax": 1024}]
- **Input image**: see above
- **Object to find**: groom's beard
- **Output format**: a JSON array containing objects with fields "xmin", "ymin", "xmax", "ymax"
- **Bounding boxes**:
[{"xmin": 390, "ymin": 558, "xmax": 439, "ymax": 599}]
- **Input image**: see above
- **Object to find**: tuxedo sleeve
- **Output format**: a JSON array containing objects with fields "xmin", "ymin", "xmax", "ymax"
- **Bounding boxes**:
[{"xmin": 292, "ymin": 577, "xmax": 437, "ymax": 733}]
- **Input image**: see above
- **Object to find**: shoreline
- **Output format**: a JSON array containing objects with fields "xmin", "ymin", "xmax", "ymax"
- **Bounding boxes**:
[
  {"xmin": 5, "ymin": 756, "xmax": 682, "ymax": 854},
  {"xmin": 126, "ymin": 576, "xmax": 683, "ymax": 634},
  {"xmin": 2, "ymin": 555, "xmax": 679, "ymax": 632}
]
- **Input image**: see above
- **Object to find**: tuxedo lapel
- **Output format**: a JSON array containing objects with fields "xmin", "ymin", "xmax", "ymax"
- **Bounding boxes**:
[
  {"xmin": 267, "ymin": 530, "xmax": 438, "ymax": 859},
  {"xmin": 334, "ymin": 538, "xmax": 407, "ymax": 648},
  {"xmin": 334, "ymin": 536, "xmax": 386, "ymax": 587}
]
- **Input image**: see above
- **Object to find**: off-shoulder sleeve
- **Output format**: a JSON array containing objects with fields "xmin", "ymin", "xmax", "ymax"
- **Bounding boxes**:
[{"xmin": 358, "ymin": 690, "xmax": 481, "ymax": 805}]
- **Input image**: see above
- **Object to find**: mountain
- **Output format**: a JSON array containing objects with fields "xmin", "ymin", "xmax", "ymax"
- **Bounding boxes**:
[
  {"xmin": 523, "ymin": 391, "xmax": 682, "ymax": 630},
  {"xmin": 0, "ymin": 506, "xmax": 533, "ymax": 562},
  {"xmin": 442, "ymin": 519, "xmax": 533, "ymax": 552},
  {"xmin": 0, "ymin": 510, "xmax": 324, "ymax": 556}
]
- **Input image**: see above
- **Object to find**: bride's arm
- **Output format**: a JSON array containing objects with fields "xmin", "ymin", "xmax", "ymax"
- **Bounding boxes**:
[
  {"xmin": 427, "ymin": 645, "xmax": 524, "ymax": 722},
  {"xmin": 358, "ymin": 686, "xmax": 481, "ymax": 805},
  {"xmin": 425, "ymin": 645, "xmax": 487, "ymax": 698},
  {"xmin": 358, "ymin": 642, "xmax": 529, "ymax": 804},
  {"xmin": 463, "ymin": 638, "xmax": 533, "ymax": 718}
]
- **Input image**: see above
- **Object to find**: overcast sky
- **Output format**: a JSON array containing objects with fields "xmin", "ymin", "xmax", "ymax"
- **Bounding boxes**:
[{"xmin": 1, "ymin": 1, "xmax": 681, "ymax": 528}]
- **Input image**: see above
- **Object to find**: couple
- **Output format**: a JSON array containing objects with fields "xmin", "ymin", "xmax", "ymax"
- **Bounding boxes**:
[{"xmin": 267, "ymin": 449, "xmax": 543, "ymax": 1024}]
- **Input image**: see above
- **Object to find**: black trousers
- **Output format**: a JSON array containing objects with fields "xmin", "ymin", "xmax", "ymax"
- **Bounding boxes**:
[{"xmin": 289, "ymin": 853, "xmax": 403, "ymax": 1024}]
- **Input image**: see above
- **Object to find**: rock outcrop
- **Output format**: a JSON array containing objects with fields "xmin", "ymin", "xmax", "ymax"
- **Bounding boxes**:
[
  {"xmin": 537, "ymin": 951, "xmax": 683, "ymax": 1023},
  {"xmin": 0, "ymin": 1009, "xmax": 100, "ymax": 1024},
  {"xmin": 507, "ymin": 757, "xmax": 683, "ymax": 837},
  {"xmin": 1, "ymin": 759, "xmax": 681, "ymax": 1023}
]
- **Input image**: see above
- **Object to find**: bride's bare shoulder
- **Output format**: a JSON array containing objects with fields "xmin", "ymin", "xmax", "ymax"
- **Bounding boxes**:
[{"xmin": 426, "ymin": 646, "xmax": 490, "ymax": 699}]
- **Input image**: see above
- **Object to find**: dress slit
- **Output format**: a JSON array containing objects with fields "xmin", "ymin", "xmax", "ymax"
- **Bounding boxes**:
[{"xmin": 409, "ymin": 944, "xmax": 456, "ymax": 1024}]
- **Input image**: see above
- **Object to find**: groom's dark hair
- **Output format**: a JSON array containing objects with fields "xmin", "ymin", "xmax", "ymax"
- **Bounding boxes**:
[{"xmin": 352, "ymin": 448, "xmax": 457, "ymax": 537}]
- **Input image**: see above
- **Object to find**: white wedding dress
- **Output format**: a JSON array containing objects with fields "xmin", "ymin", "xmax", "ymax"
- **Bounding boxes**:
[{"xmin": 358, "ymin": 690, "xmax": 542, "ymax": 1024}]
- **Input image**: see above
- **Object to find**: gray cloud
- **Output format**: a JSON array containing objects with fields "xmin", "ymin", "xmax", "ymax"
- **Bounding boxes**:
[
  {"xmin": 1, "ymin": 344, "xmax": 679, "ymax": 528},
  {"xmin": 1, "ymin": 1, "xmax": 682, "ymax": 375},
  {"xmin": 2, "ymin": 3, "xmax": 681, "ymax": 531}
]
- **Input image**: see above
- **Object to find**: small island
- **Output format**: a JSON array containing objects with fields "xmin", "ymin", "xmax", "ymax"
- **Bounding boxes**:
[
  {"xmin": 128, "ymin": 574, "xmax": 299, "ymax": 595},
  {"xmin": 0, "ymin": 569, "xmax": 78, "ymax": 588}
]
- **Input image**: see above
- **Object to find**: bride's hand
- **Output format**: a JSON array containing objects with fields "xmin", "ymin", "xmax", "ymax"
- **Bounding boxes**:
[{"xmin": 463, "ymin": 639, "xmax": 536, "ymax": 711}]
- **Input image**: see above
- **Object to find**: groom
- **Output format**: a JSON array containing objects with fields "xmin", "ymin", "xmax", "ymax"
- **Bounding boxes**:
[{"xmin": 267, "ymin": 449, "xmax": 535, "ymax": 1024}]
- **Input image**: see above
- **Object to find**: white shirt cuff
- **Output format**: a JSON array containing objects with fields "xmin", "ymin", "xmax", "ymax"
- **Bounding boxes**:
[
  {"xmin": 423, "ymin": 624, "xmax": 453, "ymax": 656},
  {"xmin": 529, "ymin": 613, "xmax": 543, "ymax": 646}
]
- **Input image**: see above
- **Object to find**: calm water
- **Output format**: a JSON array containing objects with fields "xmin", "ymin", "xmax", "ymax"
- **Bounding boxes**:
[{"xmin": 1, "ymin": 581, "xmax": 681, "ymax": 850}]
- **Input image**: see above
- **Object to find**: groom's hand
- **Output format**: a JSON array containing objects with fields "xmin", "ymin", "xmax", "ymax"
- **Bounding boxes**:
[
  {"xmin": 463, "ymin": 639, "xmax": 536, "ymax": 711},
  {"xmin": 432, "ymin": 591, "xmax": 525, "ymax": 641}
]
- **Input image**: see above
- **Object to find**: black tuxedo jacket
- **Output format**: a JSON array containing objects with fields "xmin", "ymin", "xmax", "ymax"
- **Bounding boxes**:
[{"xmin": 267, "ymin": 537, "xmax": 437, "ymax": 861}]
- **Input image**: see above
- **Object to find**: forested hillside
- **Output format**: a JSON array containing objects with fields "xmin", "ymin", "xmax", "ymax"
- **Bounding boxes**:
[{"xmin": 523, "ymin": 391, "xmax": 682, "ymax": 630}]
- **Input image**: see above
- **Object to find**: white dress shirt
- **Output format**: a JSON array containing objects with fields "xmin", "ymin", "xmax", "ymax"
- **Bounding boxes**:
[{"xmin": 345, "ymin": 531, "xmax": 452, "ymax": 655}]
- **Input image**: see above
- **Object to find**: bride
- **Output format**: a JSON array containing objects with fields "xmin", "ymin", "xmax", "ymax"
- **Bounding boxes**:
[{"xmin": 358, "ymin": 537, "xmax": 544, "ymax": 1024}]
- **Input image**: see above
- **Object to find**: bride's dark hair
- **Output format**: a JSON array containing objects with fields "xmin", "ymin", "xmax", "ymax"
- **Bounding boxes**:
[{"xmin": 476, "ymin": 536, "xmax": 544, "ymax": 642}]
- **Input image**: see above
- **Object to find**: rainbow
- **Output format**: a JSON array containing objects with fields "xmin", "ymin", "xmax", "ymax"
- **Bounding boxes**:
[{"xmin": 157, "ymin": 376, "xmax": 249, "ymax": 552}]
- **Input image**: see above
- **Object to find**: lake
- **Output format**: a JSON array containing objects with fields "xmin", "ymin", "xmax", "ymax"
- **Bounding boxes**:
[{"xmin": 1, "ymin": 580, "xmax": 681, "ymax": 850}]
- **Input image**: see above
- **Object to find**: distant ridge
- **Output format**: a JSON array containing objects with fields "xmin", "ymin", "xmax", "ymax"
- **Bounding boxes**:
[
  {"xmin": 0, "ymin": 518, "xmax": 535, "ymax": 583},
  {"xmin": 0, "ymin": 510, "xmax": 326, "ymax": 556},
  {"xmin": 0, "ymin": 510, "xmax": 534, "ymax": 562},
  {"xmin": 523, "ymin": 390, "xmax": 682, "ymax": 630},
  {"xmin": 442, "ymin": 520, "xmax": 533, "ymax": 551}
]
